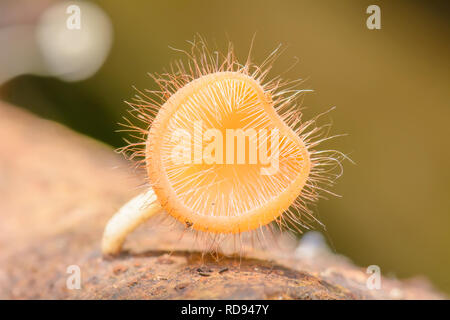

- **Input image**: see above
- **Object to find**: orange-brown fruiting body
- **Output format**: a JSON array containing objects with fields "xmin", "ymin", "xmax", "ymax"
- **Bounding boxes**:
[
  {"xmin": 120, "ymin": 38, "xmax": 346, "ymax": 240},
  {"xmin": 146, "ymin": 71, "xmax": 311, "ymax": 234}
]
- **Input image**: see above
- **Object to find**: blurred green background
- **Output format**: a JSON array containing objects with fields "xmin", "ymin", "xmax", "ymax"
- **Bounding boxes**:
[{"xmin": 1, "ymin": 0, "xmax": 449, "ymax": 293}]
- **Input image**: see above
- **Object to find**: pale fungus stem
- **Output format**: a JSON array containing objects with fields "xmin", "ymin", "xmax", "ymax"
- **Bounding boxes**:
[{"xmin": 101, "ymin": 189, "xmax": 162, "ymax": 256}]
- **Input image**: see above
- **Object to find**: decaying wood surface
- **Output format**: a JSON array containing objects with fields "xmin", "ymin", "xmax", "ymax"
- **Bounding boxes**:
[{"xmin": 0, "ymin": 101, "xmax": 445, "ymax": 300}]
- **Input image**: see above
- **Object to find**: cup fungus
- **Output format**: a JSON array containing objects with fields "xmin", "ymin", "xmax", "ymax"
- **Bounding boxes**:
[{"xmin": 102, "ymin": 38, "xmax": 346, "ymax": 256}]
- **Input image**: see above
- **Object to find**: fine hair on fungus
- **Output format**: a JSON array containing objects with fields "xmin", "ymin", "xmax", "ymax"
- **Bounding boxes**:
[{"xmin": 102, "ymin": 36, "xmax": 349, "ymax": 256}]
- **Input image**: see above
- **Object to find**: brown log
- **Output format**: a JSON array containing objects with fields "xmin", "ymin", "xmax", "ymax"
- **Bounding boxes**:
[{"xmin": 0, "ymin": 101, "xmax": 444, "ymax": 300}]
